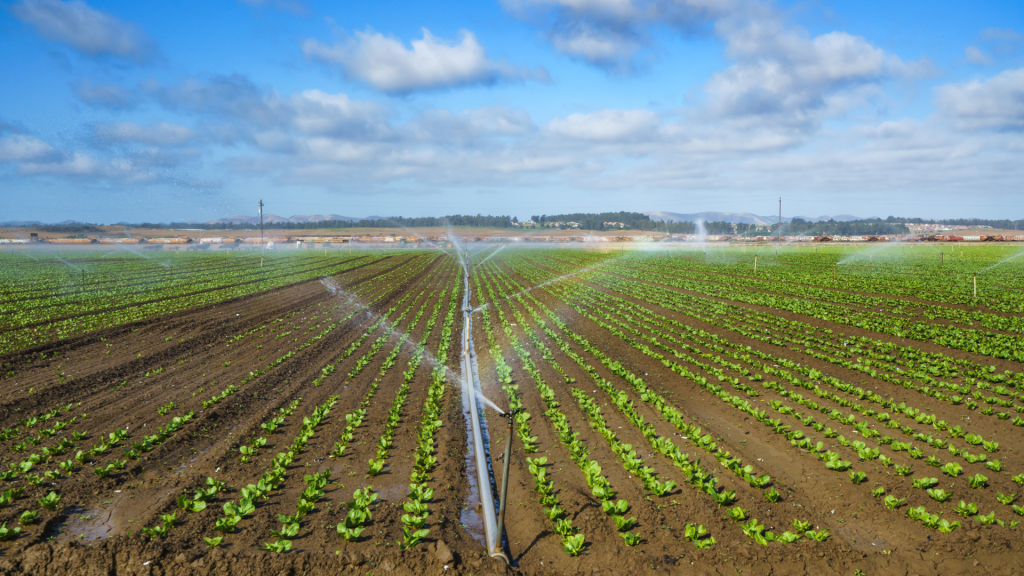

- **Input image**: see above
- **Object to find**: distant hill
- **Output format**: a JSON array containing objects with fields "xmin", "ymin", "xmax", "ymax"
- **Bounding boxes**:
[
  {"xmin": 794, "ymin": 215, "xmax": 866, "ymax": 223},
  {"xmin": 0, "ymin": 219, "xmax": 86, "ymax": 227},
  {"xmin": 203, "ymin": 214, "xmax": 363, "ymax": 225},
  {"xmin": 645, "ymin": 211, "xmax": 867, "ymax": 225},
  {"xmin": 0, "ymin": 220, "xmax": 45, "ymax": 227}
]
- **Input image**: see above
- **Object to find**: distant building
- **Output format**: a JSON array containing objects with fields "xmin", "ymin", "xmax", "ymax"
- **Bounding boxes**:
[{"xmin": 905, "ymin": 223, "xmax": 991, "ymax": 233}]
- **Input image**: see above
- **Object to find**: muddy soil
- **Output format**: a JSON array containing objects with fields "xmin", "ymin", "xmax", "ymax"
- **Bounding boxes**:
[{"xmin": 0, "ymin": 250, "xmax": 1022, "ymax": 576}]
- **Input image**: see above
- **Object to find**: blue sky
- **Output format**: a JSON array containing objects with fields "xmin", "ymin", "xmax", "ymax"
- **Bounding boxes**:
[{"xmin": 1, "ymin": 0, "xmax": 1022, "ymax": 223}]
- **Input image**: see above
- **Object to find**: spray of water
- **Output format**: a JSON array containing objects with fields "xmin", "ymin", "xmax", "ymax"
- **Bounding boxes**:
[
  {"xmin": 980, "ymin": 250, "xmax": 1024, "ymax": 273},
  {"xmin": 320, "ymin": 276, "xmax": 343, "ymax": 295},
  {"xmin": 445, "ymin": 225, "xmax": 470, "ymax": 276},
  {"xmin": 837, "ymin": 239, "xmax": 900, "ymax": 266},
  {"xmin": 55, "ymin": 257, "xmax": 83, "ymax": 272},
  {"xmin": 472, "ymin": 251, "xmax": 630, "ymax": 313},
  {"xmin": 124, "ymin": 247, "xmax": 152, "ymax": 261},
  {"xmin": 694, "ymin": 218, "xmax": 708, "ymax": 253},
  {"xmin": 471, "ymin": 245, "xmax": 506, "ymax": 272},
  {"xmin": 319, "ymin": 263, "xmax": 481, "ymax": 396},
  {"xmin": 378, "ymin": 218, "xmax": 460, "ymax": 260},
  {"xmin": 475, "ymin": 392, "xmax": 505, "ymax": 415}
]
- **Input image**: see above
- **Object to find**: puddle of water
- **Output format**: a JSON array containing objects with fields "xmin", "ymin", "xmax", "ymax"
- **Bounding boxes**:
[
  {"xmin": 457, "ymin": 267, "xmax": 500, "ymax": 551},
  {"xmin": 51, "ymin": 506, "xmax": 115, "ymax": 543},
  {"xmin": 378, "ymin": 482, "xmax": 407, "ymax": 502},
  {"xmin": 459, "ymin": 403, "xmax": 487, "ymax": 548},
  {"xmin": 459, "ymin": 372, "xmax": 499, "ymax": 547}
]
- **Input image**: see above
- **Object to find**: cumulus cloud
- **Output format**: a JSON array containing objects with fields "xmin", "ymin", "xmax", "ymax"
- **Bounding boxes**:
[
  {"xmin": 145, "ymin": 76, "xmax": 392, "ymax": 144},
  {"xmin": 506, "ymin": 0, "xmax": 923, "ymax": 125},
  {"xmin": 680, "ymin": 3, "xmax": 931, "ymax": 144},
  {"xmin": 522, "ymin": 0, "xmax": 639, "ymax": 19},
  {"xmin": 965, "ymin": 46, "xmax": 992, "ymax": 65},
  {"xmin": 934, "ymin": 68, "xmax": 1024, "ymax": 131},
  {"xmin": 146, "ymin": 74, "xmax": 279, "ymax": 126},
  {"xmin": 981, "ymin": 27, "xmax": 1023, "ymax": 42},
  {"xmin": 10, "ymin": 0, "xmax": 157, "ymax": 62},
  {"xmin": 550, "ymin": 26, "xmax": 640, "ymax": 69},
  {"xmin": 0, "ymin": 134, "xmax": 58, "ymax": 162},
  {"xmin": 707, "ymin": 29, "xmax": 910, "ymax": 121},
  {"xmin": 547, "ymin": 109, "xmax": 659, "ymax": 141},
  {"xmin": 503, "ymin": 0, "xmax": 725, "ymax": 70},
  {"xmin": 407, "ymin": 106, "xmax": 534, "ymax": 146},
  {"xmin": 72, "ymin": 79, "xmax": 140, "ymax": 109},
  {"xmin": 93, "ymin": 122, "xmax": 195, "ymax": 146},
  {"xmin": 302, "ymin": 28, "xmax": 548, "ymax": 93},
  {"xmin": 15, "ymin": 152, "xmax": 161, "ymax": 184},
  {"xmin": 285, "ymin": 90, "xmax": 390, "ymax": 138}
]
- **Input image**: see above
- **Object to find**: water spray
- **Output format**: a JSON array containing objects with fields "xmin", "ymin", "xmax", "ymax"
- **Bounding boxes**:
[
  {"xmin": 491, "ymin": 407, "xmax": 518, "ymax": 564},
  {"xmin": 980, "ymin": 250, "xmax": 1024, "ymax": 273},
  {"xmin": 471, "ymin": 245, "xmax": 506, "ymax": 272}
]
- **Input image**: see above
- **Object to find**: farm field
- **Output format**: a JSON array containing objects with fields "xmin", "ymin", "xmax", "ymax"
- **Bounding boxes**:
[{"xmin": 0, "ymin": 244, "xmax": 1023, "ymax": 575}]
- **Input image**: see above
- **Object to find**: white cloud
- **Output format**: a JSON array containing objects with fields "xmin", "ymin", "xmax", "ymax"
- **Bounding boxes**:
[
  {"xmin": 981, "ymin": 27, "xmax": 1023, "ymax": 42},
  {"xmin": 16, "ymin": 151, "xmax": 171, "ymax": 183},
  {"xmin": 94, "ymin": 122, "xmax": 195, "ymax": 146},
  {"xmin": 11, "ymin": 0, "xmax": 156, "ymax": 62},
  {"xmin": 408, "ymin": 107, "xmax": 534, "ymax": 145},
  {"xmin": 0, "ymin": 134, "xmax": 57, "ymax": 162},
  {"xmin": 300, "ymin": 138, "xmax": 381, "ymax": 163},
  {"xmin": 19, "ymin": 152, "xmax": 100, "ymax": 176},
  {"xmin": 302, "ymin": 28, "xmax": 548, "ymax": 93},
  {"xmin": 503, "ymin": 0, "xmax": 726, "ymax": 70},
  {"xmin": 547, "ymin": 109, "xmax": 659, "ymax": 141},
  {"xmin": 148, "ymin": 77, "xmax": 393, "ymax": 145},
  {"xmin": 550, "ymin": 26, "xmax": 640, "ymax": 68},
  {"xmin": 516, "ymin": 0, "xmax": 639, "ymax": 19},
  {"xmin": 72, "ymin": 79, "xmax": 140, "ymax": 109},
  {"xmin": 934, "ymin": 68, "xmax": 1024, "ymax": 131},
  {"xmin": 699, "ymin": 8, "xmax": 924, "ymax": 137},
  {"xmin": 147, "ymin": 75, "xmax": 279, "ymax": 126},
  {"xmin": 286, "ymin": 90, "xmax": 390, "ymax": 138},
  {"xmin": 965, "ymin": 46, "xmax": 992, "ymax": 65}
]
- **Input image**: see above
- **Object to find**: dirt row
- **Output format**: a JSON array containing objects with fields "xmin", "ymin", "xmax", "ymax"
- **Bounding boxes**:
[
  {"xmin": 464, "ymin": 254, "xmax": 1024, "ymax": 576},
  {"xmin": 0, "ymin": 253, "xmax": 530, "ymax": 575},
  {"xmin": 1, "ymin": 248, "xmax": 1022, "ymax": 575}
]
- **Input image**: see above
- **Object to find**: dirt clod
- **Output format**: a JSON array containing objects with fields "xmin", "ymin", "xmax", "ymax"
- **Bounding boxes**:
[{"xmin": 432, "ymin": 540, "xmax": 454, "ymax": 564}]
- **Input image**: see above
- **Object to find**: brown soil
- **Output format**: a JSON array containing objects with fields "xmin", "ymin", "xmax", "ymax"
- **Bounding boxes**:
[{"xmin": 1, "ymin": 250, "xmax": 1022, "ymax": 576}]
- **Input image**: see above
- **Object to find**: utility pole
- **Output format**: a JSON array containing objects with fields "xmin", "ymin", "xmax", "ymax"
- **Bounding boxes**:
[
  {"xmin": 259, "ymin": 199, "xmax": 265, "ymax": 268},
  {"xmin": 778, "ymin": 196, "xmax": 782, "ymax": 246}
]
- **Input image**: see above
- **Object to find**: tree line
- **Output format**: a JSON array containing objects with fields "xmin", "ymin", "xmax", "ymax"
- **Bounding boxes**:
[
  {"xmin": 19, "ymin": 213, "xmax": 1013, "ymax": 235},
  {"xmin": 884, "ymin": 217, "xmax": 1024, "ymax": 230}
]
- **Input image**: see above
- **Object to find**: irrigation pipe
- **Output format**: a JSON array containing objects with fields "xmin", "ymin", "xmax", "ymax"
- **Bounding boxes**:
[{"xmin": 460, "ymin": 260, "xmax": 501, "ymax": 559}]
